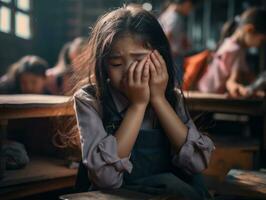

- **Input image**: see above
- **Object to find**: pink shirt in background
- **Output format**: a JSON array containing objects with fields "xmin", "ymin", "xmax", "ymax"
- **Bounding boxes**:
[{"xmin": 198, "ymin": 37, "xmax": 249, "ymax": 93}]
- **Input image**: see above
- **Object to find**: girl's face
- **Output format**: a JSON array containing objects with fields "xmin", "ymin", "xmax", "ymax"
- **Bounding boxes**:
[
  {"xmin": 243, "ymin": 25, "xmax": 266, "ymax": 47},
  {"xmin": 245, "ymin": 33, "xmax": 266, "ymax": 47},
  {"xmin": 20, "ymin": 73, "xmax": 46, "ymax": 94},
  {"xmin": 107, "ymin": 34, "xmax": 151, "ymax": 92},
  {"xmin": 180, "ymin": 2, "xmax": 194, "ymax": 16}
]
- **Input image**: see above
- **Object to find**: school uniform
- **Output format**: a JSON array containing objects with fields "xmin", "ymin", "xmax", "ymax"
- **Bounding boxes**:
[{"xmin": 73, "ymin": 83, "xmax": 215, "ymax": 199}]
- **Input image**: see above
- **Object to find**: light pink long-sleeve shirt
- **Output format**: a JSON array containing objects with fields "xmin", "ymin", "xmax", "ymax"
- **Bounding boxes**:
[
  {"xmin": 198, "ymin": 37, "xmax": 249, "ymax": 93},
  {"xmin": 73, "ymin": 84, "xmax": 215, "ymax": 189}
]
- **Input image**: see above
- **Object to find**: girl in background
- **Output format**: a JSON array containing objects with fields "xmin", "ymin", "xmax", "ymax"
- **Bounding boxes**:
[
  {"xmin": 67, "ymin": 5, "xmax": 214, "ymax": 200},
  {"xmin": 198, "ymin": 7, "xmax": 266, "ymax": 98},
  {"xmin": 0, "ymin": 55, "xmax": 49, "ymax": 94},
  {"xmin": 45, "ymin": 37, "xmax": 87, "ymax": 95}
]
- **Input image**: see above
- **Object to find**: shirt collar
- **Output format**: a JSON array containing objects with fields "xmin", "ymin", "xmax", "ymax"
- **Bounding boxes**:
[{"xmin": 107, "ymin": 83, "xmax": 129, "ymax": 114}]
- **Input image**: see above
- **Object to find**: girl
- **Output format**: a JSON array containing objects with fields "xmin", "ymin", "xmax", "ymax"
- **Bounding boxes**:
[
  {"xmin": 45, "ymin": 37, "xmax": 87, "ymax": 95},
  {"xmin": 198, "ymin": 7, "xmax": 266, "ymax": 98},
  {"xmin": 71, "ymin": 5, "xmax": 214, "ymax": 200},
  {"xmin": 0, "ymin": 55, "xmax": 49, "ymax": 94}
]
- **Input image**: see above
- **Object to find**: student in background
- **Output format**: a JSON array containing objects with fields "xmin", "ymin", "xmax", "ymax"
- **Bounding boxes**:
[
  {"xmin": 45, "ymin": 37, "xmax": 87, "ymax": 95},
  {"xmin": 198, "ymin": 7, "xmax": 266, "ymax": 98},
  {"xmin": 159, "ymin": 0, "xmax": 195, "ymax": 55},
  {"xmin": 0, "ymin": 55, "xmax": 49, "ymax": 94},
  {"xmin": 63, "ymin": 5, "xmax": 214, "ymax": 199},
  {"xmin": 158, "ymin": 0, "xmax": 197, "ymax": 81}
]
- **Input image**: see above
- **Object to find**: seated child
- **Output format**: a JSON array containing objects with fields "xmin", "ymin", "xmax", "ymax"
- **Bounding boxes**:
[
  {"xmin": 0, "ymin": 55, "xmax": 49, "ymax": 94},
  {"xmin": 197, "ymin": 7, "xmax": 266, "ymax": 98},
  {"xmin": 61, "ymin": 5, "xmax": 215, "ymax": 200},
  {"xmin": 45, "ymin": 37, "xmax": 87, "ymax": 95}
]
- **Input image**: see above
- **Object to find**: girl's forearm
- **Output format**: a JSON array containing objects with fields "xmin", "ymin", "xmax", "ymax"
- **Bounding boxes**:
[
  {"xmin": 151, "ymin": 97, "xmax": 188, "ymax": 150},
  {"xmin": 114, "ymin": 104, "xmax": 147, "ymax": 158}
]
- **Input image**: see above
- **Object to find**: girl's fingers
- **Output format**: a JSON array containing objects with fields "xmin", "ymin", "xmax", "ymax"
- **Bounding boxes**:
[
  {"xmin": 154, "ymin": 50, "xmax": 167, "ymax": 73},
  {"xmin": 128, "ymin": 61, "xmax": 138, "ymax": 85},
  {"xmin": 142, "ymin": 61, "xmax": 149, "ymax": 83},
  {"xmin": 149, "ymin": 59, "xmax": 157, "ymax": 80},
  {"xmin": 150, "ymin": 51, "xmax": 162, "ymax": 75},
  {"xmin": 134, "ymin": 56, "xmax": 148, "ymax": 83}
]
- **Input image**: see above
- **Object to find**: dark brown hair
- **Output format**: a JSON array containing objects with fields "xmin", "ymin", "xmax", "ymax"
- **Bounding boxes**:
[{"xmin": 0, "ymin": 55, "xmax": 48, "ymax": 94}]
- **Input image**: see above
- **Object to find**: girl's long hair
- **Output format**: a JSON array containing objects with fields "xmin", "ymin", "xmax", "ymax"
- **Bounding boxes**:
[{"xmin": 54, "ymin": 5, "xmax": 185, "ymax": 149}]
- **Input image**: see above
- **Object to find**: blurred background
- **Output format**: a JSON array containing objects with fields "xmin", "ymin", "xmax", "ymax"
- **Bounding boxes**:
[{"xmin": 0, "ymin": 0, "xmax": 265, "ymax": 76}]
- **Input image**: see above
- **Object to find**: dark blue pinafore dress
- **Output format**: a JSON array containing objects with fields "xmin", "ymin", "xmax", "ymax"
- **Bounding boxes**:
[{"xmin": 102, "ymin": 90, "xmax": 211, "ymax": 200}]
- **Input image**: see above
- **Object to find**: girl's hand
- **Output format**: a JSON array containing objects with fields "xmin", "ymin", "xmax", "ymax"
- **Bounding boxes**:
[
  {"xmin": 149, "ymin": 50, "xmax": 168, "ymax": 103},
  {"xmin": 226, "ymin": 81, "xmax": 250, "ymax": 98},
  {"xmin": 121, "ymin": 56, "xmax": 150, "ymax": 107}
]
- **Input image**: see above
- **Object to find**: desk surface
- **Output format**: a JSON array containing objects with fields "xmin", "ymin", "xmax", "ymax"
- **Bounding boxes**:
[
  {"xmin": 184, "ymin": 91, "xmax": 265, "ymax": 116},
  {"xmin": 0, "ymin": 92, "xmax": 265, "ymax": 119},
  {"xmin": 0, "ymin": 94, "xmax": 74, "ymax": 119},
  {"xmin": 60, "ymin": 189, "xmax": 182, "ymax": 200},
  {"xmin": 0, "ymin": 94, "xmax": 71, "ymax": 106}
]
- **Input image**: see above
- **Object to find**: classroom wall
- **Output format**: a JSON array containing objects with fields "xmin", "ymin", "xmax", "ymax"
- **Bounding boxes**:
[
  {"xmin": 0, "ymin": 32, "xmax": 33, "ymax": 75},
  {"xmin": 0, "ymin": 0, "xmax": 162, "ymax": 75},
  {"xmin": 0, "ymin": 0, "xmax": 65, "ymax": 75}
]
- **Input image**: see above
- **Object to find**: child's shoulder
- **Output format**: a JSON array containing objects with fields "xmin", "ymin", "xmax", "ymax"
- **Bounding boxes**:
[
  {"xmin": 73, "ymin": 84, "xmax": 102, "ymax": 114},
  {"xmin": 218, "ymin": 37, "xmax": 242, "ymax": 55},
  {"xmin": 73, "ymin": 84, "xmax": 98, "ymax": 104}
]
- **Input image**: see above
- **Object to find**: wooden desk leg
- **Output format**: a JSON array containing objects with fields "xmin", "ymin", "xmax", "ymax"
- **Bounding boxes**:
[{"xmin": 0, "ymin": 119, "xmax": 8, "ymax": 179}]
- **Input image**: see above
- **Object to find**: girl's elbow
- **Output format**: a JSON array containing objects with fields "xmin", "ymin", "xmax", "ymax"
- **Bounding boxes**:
[
  {"xmin": 189, "ymin": 147, "xmax": 215, "ymax": 174},
  {"xmin": 174, "ymin": 148, "xmax": 213, "ymax": 174},
  {"xmin": 189, "ymin": 157, "xmax": 209, "ymax": 174}
]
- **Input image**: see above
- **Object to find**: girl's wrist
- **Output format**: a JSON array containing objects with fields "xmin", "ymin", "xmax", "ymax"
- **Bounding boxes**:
[
  {"xmin": 150, "ymin": 95, "xmax": 167, "ymax": 106},
  {"xmin": 129, "ymin": 103, "xmax": 148, "ymax": 112}
]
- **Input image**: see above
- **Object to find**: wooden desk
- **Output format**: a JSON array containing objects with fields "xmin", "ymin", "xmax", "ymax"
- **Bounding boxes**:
[
  {"xmin": 184, "ymin": 91, "xmax": 265, "ymax": 116},
  {"xmin": 184, "ymin": 91, "xmax": 266, "ymax": 168},
  {"xmin": 0, "ymin": 94, "xmax": 76, "ymax": 200},
  {"xmin": 0, "ymin": 94, "xmax": 74, "ymax": 119},
  {"xmin": 221, "ymin": 169, "xmax": 266, "ymax": 199}
]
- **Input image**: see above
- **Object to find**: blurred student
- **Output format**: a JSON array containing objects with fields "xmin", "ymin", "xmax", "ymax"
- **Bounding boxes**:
[
  {"xmin": 0, "ymin": 55, "xmax": 49, "ymax": 94},
  {"xmin": 198, "ymin": 7, "xmax": 266, "ymax": 98},
  {"xmin": 158, "ymin": 0, "xmax": 197, "ymax": 81},
  {"xmin": 45, "ymin": 37, "xmax": 87, "ymax": 95}
]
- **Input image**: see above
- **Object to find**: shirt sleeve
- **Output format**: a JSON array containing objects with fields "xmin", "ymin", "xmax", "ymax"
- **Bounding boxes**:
[
  {"xmin": 229, "ymin": 50, "xmax": 249, "ymax": 73},
  {"xmin": 73, "ymin": 89, "xmax": 133, "ymax": 189},
  {"xmin": 171, "ymin": 91, "xmax": 215, "ymax": 175}
]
